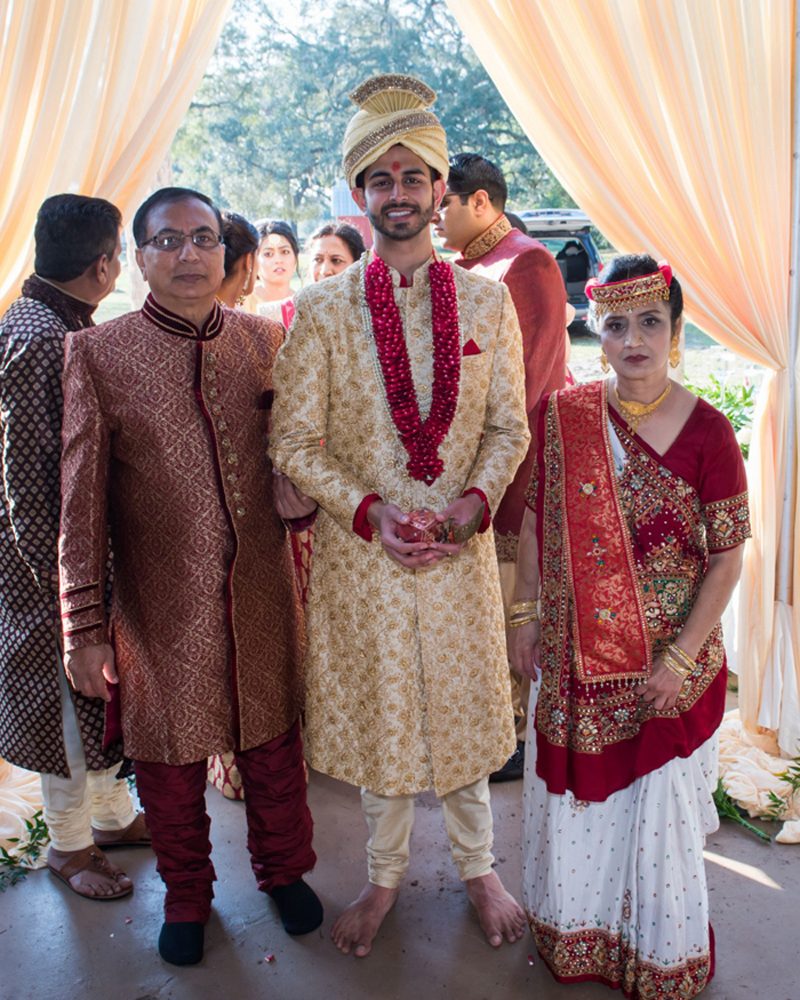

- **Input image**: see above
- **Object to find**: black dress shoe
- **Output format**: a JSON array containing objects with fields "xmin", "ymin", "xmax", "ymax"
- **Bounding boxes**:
[
  {"xmin": 269, "ymin": 878, "xmax": 323, "ymax": 935},
  {"xmin": 489, "ymin": 741, "xmax": 525, "ymax": 783},
  {"xmin": 158, "ymin": 921, "xmax": 204, "ymax": 965}
]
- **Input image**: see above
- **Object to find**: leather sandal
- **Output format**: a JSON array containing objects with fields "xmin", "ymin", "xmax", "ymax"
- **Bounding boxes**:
[
  {"xmin": 47, "ymin": 845, "xmax": 133, "ymax": 900},
  {"xmin": 92, "ymin": 812, "xmax": 152, "ymax": 848}
]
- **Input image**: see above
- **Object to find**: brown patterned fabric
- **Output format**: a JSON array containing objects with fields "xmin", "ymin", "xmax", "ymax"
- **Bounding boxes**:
[
  {"xmin": 59, "ymin": 300, "xmax": 304, "ymax": 765},
  {"xmin": 0, "ymin": 279, "xmax": 122, "ymax": 776},
  {"xmin": 271, "ymin": 257, "xmax": 529, "ymax": 797},
  {"xmin": 456, "ymin": 226, "xmax": 567, "ymax": 560}
]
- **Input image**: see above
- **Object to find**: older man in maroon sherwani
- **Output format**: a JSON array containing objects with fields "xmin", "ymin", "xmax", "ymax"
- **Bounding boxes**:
[
  {"xmin": 58, "ymin": 187, "xmax": 320, "ymax": 966},
  {"xmin": 435, "ymin": 153, "xmax": 567, "ymax": 779}
]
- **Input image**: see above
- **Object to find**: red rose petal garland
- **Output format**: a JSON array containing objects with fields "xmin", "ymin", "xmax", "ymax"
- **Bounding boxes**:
[{"xmin": 361, "ymin": 253, "xmax": 460, "ymax": 485}]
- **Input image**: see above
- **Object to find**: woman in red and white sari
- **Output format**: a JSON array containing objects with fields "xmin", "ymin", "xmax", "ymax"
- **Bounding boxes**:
[{"xmin": 511, "ymin": 255, "xmax": 751, "ymax": 999}]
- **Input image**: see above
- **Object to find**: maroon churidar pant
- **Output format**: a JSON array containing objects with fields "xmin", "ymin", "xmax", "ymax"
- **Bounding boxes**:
[{"xmin": 134, "ymin": 720, "xmax": 315, "ymax": 923}]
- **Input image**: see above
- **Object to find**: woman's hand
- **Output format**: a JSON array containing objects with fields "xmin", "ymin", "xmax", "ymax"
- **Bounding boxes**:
[
  {"xmin": 510, "ymin": 620, "xmax": 540, "ymax": 681},
  {"xmin": 634, "ymin": 656, "xmax": 684, "ymax": 711}
]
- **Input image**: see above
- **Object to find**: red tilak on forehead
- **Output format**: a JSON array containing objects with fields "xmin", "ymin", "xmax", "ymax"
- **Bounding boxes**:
[{"xmin": 392, "ymin": 161, "xmax": 402, "ymax": 172}]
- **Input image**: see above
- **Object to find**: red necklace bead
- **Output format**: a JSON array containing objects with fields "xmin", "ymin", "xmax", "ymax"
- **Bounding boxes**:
[{"xmin": 364, "ymin": 255, "xmax": 461, "ymax": 485}]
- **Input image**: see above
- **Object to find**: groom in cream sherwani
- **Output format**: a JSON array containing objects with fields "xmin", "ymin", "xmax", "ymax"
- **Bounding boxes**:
[{"xmin": 271, "ymin": 74, "xmax": 530, "ymax": 958}]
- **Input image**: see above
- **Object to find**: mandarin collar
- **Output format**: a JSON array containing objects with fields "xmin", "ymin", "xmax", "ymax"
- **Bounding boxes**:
[
  {"xmin": 142, "ymin": 293, "xmax": 224, "ymax": 340},
  {"xmin": 377, "ymin": 251, "xmax": 436, "ymax": 289},
  {"xmin": 461, "ymin": 214, "xmax": 513, "ymax": 261},
  {"xmin": 22, "ymin": 274, "xmax": 97, "ymax": 328}
]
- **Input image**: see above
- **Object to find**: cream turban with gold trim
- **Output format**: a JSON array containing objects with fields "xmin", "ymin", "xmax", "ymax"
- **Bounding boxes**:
[{"xmin": 342, "ymin": 74, "xmax": 449, "ymax": 188}]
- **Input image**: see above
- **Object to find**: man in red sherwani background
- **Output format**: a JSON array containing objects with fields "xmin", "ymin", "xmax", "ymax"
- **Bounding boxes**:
[
  {"xmin": 58, "ymin": 187, "xmax": 321, "ymax": 966},
  {"xmin": 435, "ymin": 153, "xmax": 567, "ymax": 780}
]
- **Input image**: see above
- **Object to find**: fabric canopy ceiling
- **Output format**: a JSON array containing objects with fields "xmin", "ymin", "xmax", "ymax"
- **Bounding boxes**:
[
  {"xmin": 446, "ymin": 0, "xmax": 800, "ymax": 758},
  {"xmin": 0, "ymin": 0, "xmax": 233, "ymax": 316}
]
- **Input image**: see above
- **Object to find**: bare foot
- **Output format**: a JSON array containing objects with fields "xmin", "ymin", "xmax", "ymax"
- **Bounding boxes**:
[
  {"xmin": 92, "ymin": 812, "xmax": 151, "ymax": 847},
  {"xmin": 465, "ymin": 870, "xmax": 527, "ymax": 947},
  {"xmin": 331, "ymin": 883, "xmax": 399, "ymax": 957},
  {"xmin": 47, "ymin": 845, "xmax": 133, "ymax": 898}
]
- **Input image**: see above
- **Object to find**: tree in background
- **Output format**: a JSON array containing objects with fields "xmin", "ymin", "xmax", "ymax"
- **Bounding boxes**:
[{"xmin": 172, "ymin": 0, "xmax": 573, "ymax": 226}]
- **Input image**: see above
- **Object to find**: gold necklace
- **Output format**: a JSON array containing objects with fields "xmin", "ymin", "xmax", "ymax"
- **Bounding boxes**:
[{"xmin": 614, "ymin": 381, "xmax": 671, "ymax": 435}]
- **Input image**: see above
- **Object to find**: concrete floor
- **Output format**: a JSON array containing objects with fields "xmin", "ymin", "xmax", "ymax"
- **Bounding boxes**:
[{"xmin": 0, "ymin": 770, "xmax": 796, "ymax": 1000}]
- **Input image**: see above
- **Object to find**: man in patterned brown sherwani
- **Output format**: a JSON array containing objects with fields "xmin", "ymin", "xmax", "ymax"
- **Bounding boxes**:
[
  {"xmin": 59, "ymin": 187, "xmax": 320, "ymax": 966},
  {"xmin": 0, "ymin": 194, "xmax": 144, "ymax": 902}
]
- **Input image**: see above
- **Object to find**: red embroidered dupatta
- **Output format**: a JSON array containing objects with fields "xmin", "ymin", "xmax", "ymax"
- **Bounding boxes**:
[{"xmin": 529, "ymin": 381, "xmax": 751, "ymax": 801}]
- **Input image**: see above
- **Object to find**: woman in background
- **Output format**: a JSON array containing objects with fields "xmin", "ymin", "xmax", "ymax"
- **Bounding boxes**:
[
  {"xmin": 306, "ymin": 222, "xmax": 365, "ymax": 282},
  {"xmin": 253, "ymin": 220, "xmax": 299, "ymax": 329},
  {"xmin": 216, "ymin": 212, "xmax": 259, "ymax": 309}
]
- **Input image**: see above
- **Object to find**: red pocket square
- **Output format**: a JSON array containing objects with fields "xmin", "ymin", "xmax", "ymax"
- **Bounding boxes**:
[{"xmin": 463, "ymin": 339, "xmax": 482, "ymax": 356}]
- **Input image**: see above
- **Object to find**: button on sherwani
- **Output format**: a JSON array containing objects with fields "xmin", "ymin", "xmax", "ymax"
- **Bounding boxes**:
[
  {"xmin": 270, "ymin": 257, "xmax": 530, "ymax": 797},
  {"xmin": 59, "ymin": 299, "xmax": 304, "ymax": 765}
]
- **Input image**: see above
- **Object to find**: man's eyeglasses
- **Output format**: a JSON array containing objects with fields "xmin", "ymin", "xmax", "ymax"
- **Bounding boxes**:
[{"xmin": 141, "ymin": 231, "xmax": 224, "ymax": 251}]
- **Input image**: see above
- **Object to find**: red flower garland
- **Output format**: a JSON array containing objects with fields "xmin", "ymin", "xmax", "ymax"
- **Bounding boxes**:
[{"xmin": 364, "ymin": 255, "xmax": 460, "ymax": 485}]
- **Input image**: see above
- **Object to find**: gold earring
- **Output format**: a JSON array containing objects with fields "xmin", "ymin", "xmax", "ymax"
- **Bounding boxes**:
[
  {"xmin": 600, "ymin": 348, "xmax": 610, "ymax": 373},
  {"xmin": 669, "ymin": 343, "xmax": 681, "ymax": 368}
]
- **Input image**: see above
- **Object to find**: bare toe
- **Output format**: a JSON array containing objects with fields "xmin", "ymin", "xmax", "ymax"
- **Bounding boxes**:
[
  {"xmin": 331, "ymin": 883, "xmax": 398, "ymax": 958},
  {"xmin": 466, "ymin": 871, "xmax": 525, "ymax": 948},
  {"xmin": 47, "ymin": 845, "xmax": 133, "ymax": 900}
]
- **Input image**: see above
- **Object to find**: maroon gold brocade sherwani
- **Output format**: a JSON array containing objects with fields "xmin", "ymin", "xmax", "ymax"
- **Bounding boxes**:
[
  {"xmin": 58, "ymin": 297, "xmax": 304, "ymax": 765},
  {"xmin": 455, "ymin": 215, "xmax": 567, "ymax": 562}
]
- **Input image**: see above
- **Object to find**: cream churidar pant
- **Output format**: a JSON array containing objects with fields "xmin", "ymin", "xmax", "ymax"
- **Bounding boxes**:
[
  {"xmin": 361, "ymin": 778, "xmax": 494, "ymax": 888},
  {"xmin": 41, "ymin": 652, "xmax": 137, "ymax": 852}
]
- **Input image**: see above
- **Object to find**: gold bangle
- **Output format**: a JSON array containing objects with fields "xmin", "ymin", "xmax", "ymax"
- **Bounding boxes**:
[
  {"xmin": 663, "ymin": 659, "xmax": 689, "ymax": 681},
  {"xmin": 510, "ymin": 600, "xmax": 538, "ymax": 616},
  {"xmin": 662, "ymin": 648, "xmax": 690, "ymax": 681},
  {"xmin": 669, "ymin": 644, "xmax": 696, "ymax": 671},
  {"xmin": 510, "ymin": 609, "xmax": 539, "ymax": 623},
  {"xmin": 509, "ymin": 614, "xmax": 538, "ymax": 628}
]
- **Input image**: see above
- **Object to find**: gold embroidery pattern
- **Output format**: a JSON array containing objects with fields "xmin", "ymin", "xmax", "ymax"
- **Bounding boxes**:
[
  {"xmin": 556, "ymin": 383, "xmax": 651, "ymax": 685},
  {"xmin": 343, "ymin": 112, "xmax": 441, "ymax": 180},
  {"xmin": 349, "ymin": 75, "xmax": 436, "ymax": 107},
  {"xmin": 702, "ymin": 492, "xmax": 751, "ymax": 550},
  {"xmin": 462, "ymin": 215, "xmax": 513, "ymax": 261},
  {"xmin": 271, "ymin": 265, "xmax": 530, "ymax": 796},
  {"xmin": 534, "ymin": 384, "xmax": 731, "ymax": 757},
  {"xmin": 531, "ymin": 919, "xmax": 712, "ymax": 998},
  {"xmin": 494, "ymin": 529, "xmax": 519, "ymax": 563},
  {"xmin": 588, "ymin": 270, "xmax": 670, "ymax": 317},
  {"xmin": 525, "ymin": 451, "xmax": 539, "ymax": 511}
]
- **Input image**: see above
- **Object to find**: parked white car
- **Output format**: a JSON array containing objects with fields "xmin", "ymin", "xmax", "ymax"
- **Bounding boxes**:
[{"xmin": 513, "ymin": 209, "xmax": 602, "ymax": 327}]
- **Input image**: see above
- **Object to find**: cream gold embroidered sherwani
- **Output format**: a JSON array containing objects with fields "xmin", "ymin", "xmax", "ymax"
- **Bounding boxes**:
[{"xmin": 270, "ymin": 256, "xmax": 529, "ymax": 797}]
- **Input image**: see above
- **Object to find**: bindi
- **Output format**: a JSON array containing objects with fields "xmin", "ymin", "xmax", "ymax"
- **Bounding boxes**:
[{"xmin": 392, "ymin": 161, "xmax": 401, "ymax": 172}]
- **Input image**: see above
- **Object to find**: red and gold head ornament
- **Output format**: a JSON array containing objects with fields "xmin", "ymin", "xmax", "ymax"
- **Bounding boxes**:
[{"xmin": 585, "ymin": 261, "xmax": 672, "ymax": 317}]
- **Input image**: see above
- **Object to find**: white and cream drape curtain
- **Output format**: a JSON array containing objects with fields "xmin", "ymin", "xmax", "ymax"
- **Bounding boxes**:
[
  {"xmin": 446, "ymin": 0, "xmax": 799, "ymax": 759},
  {"xmin": 0, "ymin": 0, "xmax": 233, "ymax": 316}
]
